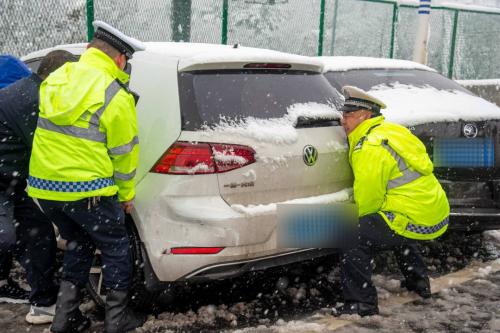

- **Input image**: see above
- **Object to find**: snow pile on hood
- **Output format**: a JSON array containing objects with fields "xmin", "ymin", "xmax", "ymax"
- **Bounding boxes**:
[
  {"xmin": 231, "ymin": 188, "xmax": 352, "ymax": 217},
  {"xmin": 201, "ymin": 102, "xmax": 340, "ymax": 145},
  {"xmin": 369, "ymin": 83, "xmax": 500, "ymax": 126}
]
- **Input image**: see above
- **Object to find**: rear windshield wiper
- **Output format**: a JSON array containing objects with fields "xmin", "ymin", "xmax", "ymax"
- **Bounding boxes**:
[{"xmin": 295, "ymin": 116, "xmax": 341, "ymax": 128}]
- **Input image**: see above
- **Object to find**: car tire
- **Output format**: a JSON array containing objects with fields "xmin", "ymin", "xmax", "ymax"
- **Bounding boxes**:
[{"xmin": 86, "ymin": 217, "xmax": 157, "ymax": 310}]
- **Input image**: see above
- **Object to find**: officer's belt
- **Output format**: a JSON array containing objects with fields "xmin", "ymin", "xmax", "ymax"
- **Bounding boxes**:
[
  {"xmin": 28, "ymin": 176, "xmax": 114, "ymax": 192},
  {"xmin": 383, "ymin": 211, "xmax": 449, "ymax": 235}
]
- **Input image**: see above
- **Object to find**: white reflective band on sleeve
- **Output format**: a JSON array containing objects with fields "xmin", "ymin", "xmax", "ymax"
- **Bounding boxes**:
[
  {"xmin": 114, "ymin": 169, "xmax": 136, "ymax": 181},
  {"xmin": 37, "ymin": 80, "xmax": 122, "ymax": 143},
  {"xmin": 37, "ymin": 118, "xmax": 107, "ymax": 143},
  {"xmin": 382, "ymin": 142, "xmax": 422, "ymax": 190},
  {"xmin": 108, "ymin": 136, "xmax": 139, "ymax": 155}
]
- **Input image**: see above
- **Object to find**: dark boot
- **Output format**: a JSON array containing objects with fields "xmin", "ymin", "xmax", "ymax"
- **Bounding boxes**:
[
  {"xmin": 332, "ymin": 302, "xmax": 379, "ymax": 317},
  {"xmin": 50, "ymin": 281, "xmax": 90, "ymax": 333},
  {"xmin": 104, "ymin": 289, "xmax": 146, "ymax": 333},
  {"xmin": 401, "ymin": 278, "xmax": 431, "ymax": 299}
]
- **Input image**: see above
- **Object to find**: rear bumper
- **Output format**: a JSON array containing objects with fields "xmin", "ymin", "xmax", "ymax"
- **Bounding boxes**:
[
  {"xmin": 141, "ymin": 246, "xmax": 336, "ymax": 290},
  {"xmin": 449, "ymin": 207, "xmax": 500, "ymax": 231}
]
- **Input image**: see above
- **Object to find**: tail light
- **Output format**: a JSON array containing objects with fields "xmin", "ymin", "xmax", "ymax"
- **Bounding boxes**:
[
  {"xmin": 151, "ymin": 141, "xmax": 256, "ymax": 175},
  {"xmin": 170, "ymin": 247, "xmax": 225, "ymax": 255}
]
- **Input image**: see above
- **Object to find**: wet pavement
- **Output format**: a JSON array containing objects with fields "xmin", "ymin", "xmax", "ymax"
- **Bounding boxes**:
[{"xmin": 0, "ymin": 231, "xmax": 499, "ymax": 333}]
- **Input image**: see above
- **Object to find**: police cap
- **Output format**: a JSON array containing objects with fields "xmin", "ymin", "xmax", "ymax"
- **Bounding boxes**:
[
  {"xmin": 341, "ymin": 85, "xmax": 386, "ymax": 115},
  {"xmin": 92, "ymin": 20, "xmax": 146, "ymax": 59}
]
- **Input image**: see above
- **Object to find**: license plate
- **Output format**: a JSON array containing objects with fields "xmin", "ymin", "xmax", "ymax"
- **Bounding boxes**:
[
  {"xmin": 277, "ymin": 203, "xmax": 357, "ymax": 249},
  {"xmin": 433, "ymin": 138, "xmax": 494, "ymax": 167}
]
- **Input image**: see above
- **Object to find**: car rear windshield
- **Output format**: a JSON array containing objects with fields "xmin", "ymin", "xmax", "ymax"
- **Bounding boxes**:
[
  {"xmin": 324, "ymin": 69, "xmax": 471, "ymax": 94},
  {"xmin": 178, "ymin": 69, "xmax": 342, "ymax": 130}
]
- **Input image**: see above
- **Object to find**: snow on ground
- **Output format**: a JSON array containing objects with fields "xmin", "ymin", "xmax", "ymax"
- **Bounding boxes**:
[
  {"xmin": 2, "ymin": 230, "xmax": 500, "ymax": 333},
  {"xmin": 369, "ymin": 83, "xmax": 500, "ymax": 126},
  {"xmin": 331, "ymin": 271, "xmax": 500, "ymax": 333}
]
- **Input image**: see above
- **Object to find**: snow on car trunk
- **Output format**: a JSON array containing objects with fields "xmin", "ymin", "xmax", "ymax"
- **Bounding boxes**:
[
  {"xmin": 199, "ymin": 102, "xmax": 352, "ymax": 207},
  {"xmin": 178, "ymin": 68, "xmax": 352, "ymax": 207}
]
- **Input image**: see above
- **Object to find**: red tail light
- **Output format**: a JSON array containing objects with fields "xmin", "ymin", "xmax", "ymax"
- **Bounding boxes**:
[
  {"xmin": 151, "ymin": 141, "xmax": 256, "ymax": 175},
  {"xmin": 171, "ymin": 247, "xmax": 225, "ymax": 255}
]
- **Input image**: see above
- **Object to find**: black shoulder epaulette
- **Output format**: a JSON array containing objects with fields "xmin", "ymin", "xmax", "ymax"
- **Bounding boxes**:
[
  {"xmin": 353, "ymin": 124, "xmax": 381, "ymax": 151},
  {"xmin": 115, "ymin": 79, "xmax": 140, "ymax": 105}
]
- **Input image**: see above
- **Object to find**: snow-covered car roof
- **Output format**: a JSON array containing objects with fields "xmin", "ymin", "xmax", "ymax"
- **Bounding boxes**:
[
  {"xmin": 369, "ymin": 83, "xmax": 500, "ymax": 126},
  {"xmin": 23, "ymin": 42, "xmax": 323, "ymax": 73},
  {"xmin": 316, "ymin": 56, "xmax": 500, "ymax": 126},
  {"xmin": 317, "ymin": 56, "xmax": 435, "ymax": 73}
]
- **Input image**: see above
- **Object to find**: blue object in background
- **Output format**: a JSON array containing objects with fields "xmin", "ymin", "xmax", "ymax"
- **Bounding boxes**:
[
  {"xmin": 433, "ymin": 138, "xmax": 494, "ymax": 168},
  {"xmin": 0, "ymin": 55, "xmax": 31, "ymax": 89}
]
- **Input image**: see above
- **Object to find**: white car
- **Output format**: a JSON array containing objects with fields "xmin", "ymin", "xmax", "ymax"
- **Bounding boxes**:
[
  {"xmin": 318, "ymin": 56, "xmax": 500, "ymax": 232},
  {"xmin": 23, "ymin": 43, "xmax": 352, "ymax": 306}
]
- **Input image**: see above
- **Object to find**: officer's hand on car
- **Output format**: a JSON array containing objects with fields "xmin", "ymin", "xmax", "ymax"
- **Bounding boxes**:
[{"xmin": 121, "ymin": 200, "xmax": 134, "ymax": 214}]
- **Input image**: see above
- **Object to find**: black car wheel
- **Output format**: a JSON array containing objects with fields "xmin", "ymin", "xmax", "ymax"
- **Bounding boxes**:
[{"xmin": 86, "ymin": 218, "xmax": 155, "ymax": 310}]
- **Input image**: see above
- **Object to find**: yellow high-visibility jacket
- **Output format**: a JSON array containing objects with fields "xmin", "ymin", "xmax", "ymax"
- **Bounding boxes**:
[
  {"xmin": 28, "ymin": 47, "xmax": 139, "ymax": 202},
  {"xmin": 348, "ymin": 116, "xmax": 449, "ymax": 240}
]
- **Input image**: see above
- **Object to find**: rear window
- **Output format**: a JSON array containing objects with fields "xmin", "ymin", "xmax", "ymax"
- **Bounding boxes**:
[
  {"xmin": 324, "ymin": 69, "xmax": 472, "ymax": 94},
  {"xmin": 179, "ymin": 70, "xmax": 342, "ymax": 130}
]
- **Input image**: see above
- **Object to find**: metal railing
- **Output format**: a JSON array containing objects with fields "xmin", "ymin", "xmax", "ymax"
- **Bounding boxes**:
[
  {"xmin": 85, "ymin": 0, "xmax": 500, "ymax": 79},
  {"xmin": 2, "ymin": 0, "xmax": 499, "ymax": 80}
]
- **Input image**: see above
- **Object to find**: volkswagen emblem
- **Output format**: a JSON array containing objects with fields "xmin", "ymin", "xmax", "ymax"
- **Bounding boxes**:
[
  {"xmin": 303, "ymin": 145, "xmax": 318, "ymax": 166},
  {"xmin": 463, "ymin": 123, "xmax": 478, "ymax": 138}
]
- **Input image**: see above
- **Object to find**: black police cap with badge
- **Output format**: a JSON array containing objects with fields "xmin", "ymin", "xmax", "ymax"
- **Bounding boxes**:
[
  {"xmin": 341, "ymin": 85, "xmax": 386, "ymax": 116},
  {"xmin": 92, "ymin": 20, "xmax": 146, "ymax": 59}
]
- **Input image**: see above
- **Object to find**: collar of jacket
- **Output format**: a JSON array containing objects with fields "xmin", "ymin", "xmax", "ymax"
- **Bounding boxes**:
[
  {"xmin": 347, "ymin": 115, "xmax": 385, "ymax": 151},
  {"xmin": 80, "ymin": 47, "xmax": 129, "ymax": 84}
]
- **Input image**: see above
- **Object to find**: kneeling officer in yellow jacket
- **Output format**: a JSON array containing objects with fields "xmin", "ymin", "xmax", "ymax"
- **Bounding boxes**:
[
  {"xmin": 28, "ymin": 21, "xmax": 146, "ymax": 333},
  {"xmin": 334, "ymin": 86, "xmax": 450, "ymax": 317}
]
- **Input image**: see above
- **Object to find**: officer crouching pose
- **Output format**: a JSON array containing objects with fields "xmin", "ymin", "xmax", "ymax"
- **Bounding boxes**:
[{"xmin": 334, "ymin": 86, "xmax": 450, "ymax": 317}]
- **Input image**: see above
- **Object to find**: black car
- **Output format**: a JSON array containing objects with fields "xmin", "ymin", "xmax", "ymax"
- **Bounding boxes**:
[{"xmin": 319, "ymin": 56, "xmax": 500, "ymax": 231}]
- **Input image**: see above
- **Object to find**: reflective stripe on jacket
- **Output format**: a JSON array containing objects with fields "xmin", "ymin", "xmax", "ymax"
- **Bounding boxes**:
[
  {"xmin": 347, "ymin": 116, "xmax": 450, "ymax": 240},
  {"xmin": 28, "ymin": 47, "xmax": 139, "ymax": 202}
]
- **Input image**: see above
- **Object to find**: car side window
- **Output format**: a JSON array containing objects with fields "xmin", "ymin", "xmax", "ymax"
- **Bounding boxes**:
[{"xmin": 24, "ymin": 58, "xmax": 42, "ymax": 73}]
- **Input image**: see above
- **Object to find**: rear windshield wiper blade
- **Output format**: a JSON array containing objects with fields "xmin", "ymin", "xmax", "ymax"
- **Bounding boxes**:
[{"xmin": 295, "ymin": 116, "xmax": 341, "ymax": 128}]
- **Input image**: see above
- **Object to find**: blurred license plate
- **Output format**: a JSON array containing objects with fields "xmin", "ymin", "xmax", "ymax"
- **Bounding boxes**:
[
  {"xmin": 277, "ymin": 203, "xmax": 358, "ymax": 249},
  {"xmin": 433, "ymin": 138, "xmax": 494, "ymax": 167}
]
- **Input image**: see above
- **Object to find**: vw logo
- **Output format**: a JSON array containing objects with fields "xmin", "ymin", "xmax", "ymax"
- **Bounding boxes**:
[
  {"xmin": 303, "ymin": 145, "xmax": 318, "ymax": 166},
  {"xmin": 463, "ymin": 123, "xmax": 478, "ymax": 138}
]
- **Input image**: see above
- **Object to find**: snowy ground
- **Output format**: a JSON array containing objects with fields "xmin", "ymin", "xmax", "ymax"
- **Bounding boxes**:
[{"xmin": 1, "ymin": 230, "xmax": 499, "ymax": 333}]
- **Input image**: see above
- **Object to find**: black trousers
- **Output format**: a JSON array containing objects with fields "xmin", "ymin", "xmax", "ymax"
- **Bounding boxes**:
[
  {"xmin": 0, "ymin": 190, "xmax": 58, "ymax": 306},
  {"xmin": 38, "ymin": 196, "xmax": 132, "ymax": 291},
  {"xmin": 341, "ymin": 213, "xmax": 428, "ymax": 306}
]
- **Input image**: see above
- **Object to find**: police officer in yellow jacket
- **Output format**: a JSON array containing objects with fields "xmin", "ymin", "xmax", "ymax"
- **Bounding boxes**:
[
  {"xmin": 334, "ymin": 86, "xmax": 450, "ymax": 317},
  {"xmin": 28, "ymin": 21, "xmax": 145, "ymax": 333}
]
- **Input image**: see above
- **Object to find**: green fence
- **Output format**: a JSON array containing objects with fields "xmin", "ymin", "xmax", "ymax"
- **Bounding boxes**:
[
  {"xmin": 2, "ymin": 0, "xmax": 499, "ymax": 80},
  {"xmin": 328, "ymin": 0, "xmax": 500, "ymax": 80}
]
